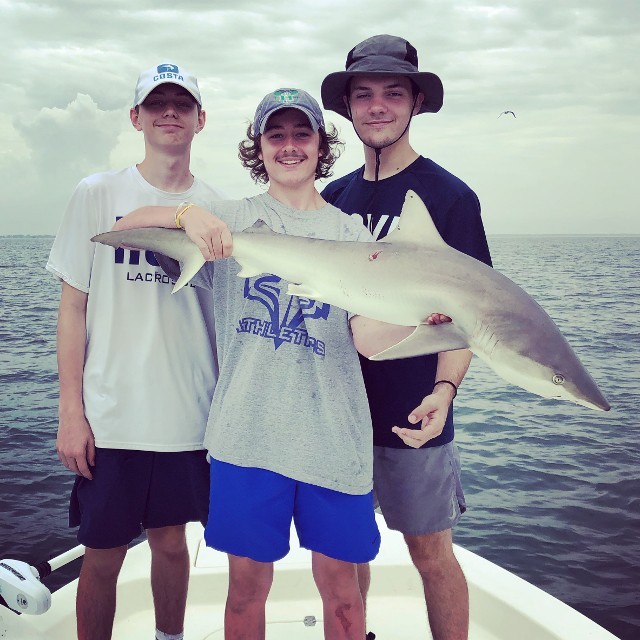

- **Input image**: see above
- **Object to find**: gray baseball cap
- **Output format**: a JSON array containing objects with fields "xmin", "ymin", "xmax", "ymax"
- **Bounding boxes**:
[
  {"xmin": 253, "ymin": 88, "xmax": 325, "ymax": 136},
  {"xmin": 321, "ymin": 35, "xmax": 443, "ymax": 119}
]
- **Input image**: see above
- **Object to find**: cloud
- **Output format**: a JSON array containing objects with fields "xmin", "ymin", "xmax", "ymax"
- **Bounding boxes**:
[
  {"xmin": 1, "ymin": 94, "xmax": 124, "ymax": 235},
  {"xmin": 1, "ymin": 0, "xmax": 638, "ymax": 234}
]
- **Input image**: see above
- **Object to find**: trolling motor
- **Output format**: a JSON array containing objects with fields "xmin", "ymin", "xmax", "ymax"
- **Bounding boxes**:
[
  {"xmin": 0, "ymin": 559, "xmax": 51, "ymax": 615},
  {"xmin": 0, "ymin": 544, "xmax": 84, "ymax": 615}
]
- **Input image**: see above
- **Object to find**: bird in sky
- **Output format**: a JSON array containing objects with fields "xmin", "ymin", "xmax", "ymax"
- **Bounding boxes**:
[{"xmin": 498, "ymin": 110, "xmax": 516, "ymax": 118}]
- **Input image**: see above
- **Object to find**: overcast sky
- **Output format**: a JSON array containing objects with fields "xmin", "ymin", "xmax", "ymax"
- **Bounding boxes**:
[{"xmin": 2, "ymin": 0, "xmax": 638, "ymax": 235}]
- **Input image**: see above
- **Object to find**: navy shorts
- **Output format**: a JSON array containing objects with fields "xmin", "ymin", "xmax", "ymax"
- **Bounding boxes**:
[
  {"xmin": 205, "ymin": 459, "xmax": 380, "ymax": 564},
  {"xmin": 69, "ymin": 448, "xmax": 210, "ymax": 548}
]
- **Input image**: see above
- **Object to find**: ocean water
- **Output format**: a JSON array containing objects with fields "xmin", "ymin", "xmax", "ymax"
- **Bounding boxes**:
[{"xmin": 0, "ymin": 234, "xmax": 638, "ymax": 639}]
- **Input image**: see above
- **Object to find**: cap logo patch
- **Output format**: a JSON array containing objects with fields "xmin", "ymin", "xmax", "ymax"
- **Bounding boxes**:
[
  {"xmin": 154, "ymin": 64, "xmax": 183, "ymax": 83},
  {"xmin": 273, "ymin": 89, "xmax": 300, "ymax": 104},
  {"xmin": 157, "ymin": 63, "xmax": 179, "ymax": 74}
]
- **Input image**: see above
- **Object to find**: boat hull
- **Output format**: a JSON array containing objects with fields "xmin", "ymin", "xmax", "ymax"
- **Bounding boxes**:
[{"xmin": 0, "ymin": 517, "xmax": 618, "ymax": 639}]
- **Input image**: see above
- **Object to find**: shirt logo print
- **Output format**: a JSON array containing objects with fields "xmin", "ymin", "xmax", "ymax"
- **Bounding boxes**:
[{"xmin": 238, "ymin": 275, "xmax": 329, "ymax": 356}]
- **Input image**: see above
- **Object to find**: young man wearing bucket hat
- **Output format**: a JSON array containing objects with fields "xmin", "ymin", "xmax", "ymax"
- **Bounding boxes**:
[
  {"xmin": 112, "ymin": 87, "xmax": 427, "ymax": 639},
  {"xmin": 47, "ymin": 63, "xmax": 225, "ymax": 640},
  {"xmin": 321, "ymin": 35, "xmax": 493, "ymax": 639}
]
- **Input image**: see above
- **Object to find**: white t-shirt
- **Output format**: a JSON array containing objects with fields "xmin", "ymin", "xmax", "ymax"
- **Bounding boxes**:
[{"xmin": 46, "ymin": 166, "xmax": 225, "ymax": 451}]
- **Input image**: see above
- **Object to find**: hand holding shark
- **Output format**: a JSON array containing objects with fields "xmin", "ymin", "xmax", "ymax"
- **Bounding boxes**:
[{"xmin": 93, "ymin": 191, "xmax": 610, "ymax": 412}]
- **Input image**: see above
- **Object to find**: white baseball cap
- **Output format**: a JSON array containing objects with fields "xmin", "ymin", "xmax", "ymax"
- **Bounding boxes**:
[{"xmin": 133, "ymin": 63, "xmax": 202, "ymax": 107}]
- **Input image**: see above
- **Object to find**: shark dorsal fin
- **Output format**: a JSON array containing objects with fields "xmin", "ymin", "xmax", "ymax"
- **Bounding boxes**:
[
  {"xmin": 244, "ymin": 220, "xmax": 275, "ymax": 235},
  {"xmin": 383, "ymin": 190, "xmax": 446, "ymax": 247}
]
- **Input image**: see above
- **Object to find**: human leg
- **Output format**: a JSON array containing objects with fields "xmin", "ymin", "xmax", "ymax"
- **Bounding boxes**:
[
  {"xmin": 373, "ymin": 443, "xmax": 468, "ymax": 639},
  {"xmin": 312, "ymin": 552, "xmax": 366, "ymax": 639},
  {"xmin": 204, "ymin": 461, "xmax": 295, "ymax": 637},
  {"xmin": 405, "ymin": 529, "xmax": 468, "ymax": 640},
  {"xmin": 225, "ymin": 554, "xmax": 274, "ymax": 639},
  {"xmin": 146, "ymin": 525, "xmax": 189, "ymax": 636},
  {"xmin": 295, "ymin": 483, "xmax": 379, "ymax": 638},
  {"xmin": 70, "ymin": 449, "xmax": 151, "ymax": 640},
  {"xmin": 76, "ymin": 545, "xmax": 127, "ymax": 640},
  {"xmin": 144, "ymin": 451, "xmax": 211, "ymax": 636},
  {"xmin": 357, "ymin": 562, "xmax": 376, "ymax": 639},
  {"xmin": 356, "ymin": 562, "xmax": 371, "ymax": 614}
]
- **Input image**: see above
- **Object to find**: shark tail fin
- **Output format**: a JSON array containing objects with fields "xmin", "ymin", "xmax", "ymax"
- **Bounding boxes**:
[
  {"xmin": 172, "ymin": 251, "xmax": 206, "ymax": 292},
  {"xmin": 91, "ymin": 228, "xmax": 206, "ymax": 293}
]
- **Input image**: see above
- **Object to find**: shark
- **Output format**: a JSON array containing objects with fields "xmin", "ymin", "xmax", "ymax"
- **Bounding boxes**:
[{"xmin": 92, "ymin": 190, "xmax": 610, "ymax": 412}]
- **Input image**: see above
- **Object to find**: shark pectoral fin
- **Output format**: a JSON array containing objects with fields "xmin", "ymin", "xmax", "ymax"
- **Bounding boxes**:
[
  {"xmin": 172, "ymin": 251, "xmax": 206, "ymax": 293},
  {"xmin": 236, "ymin": 266, "xmax": 262, "ymax": 278},
  {"xmin": 369, "ymin": 323, "xmax": 470, "ymax": 361},
  {"xmin": 287, "ymin": 283, "xmax": 322, "ymax": 299},
  {"xmin": 234, "ymin": 256, "xmax": 265, "ymax": 278}
]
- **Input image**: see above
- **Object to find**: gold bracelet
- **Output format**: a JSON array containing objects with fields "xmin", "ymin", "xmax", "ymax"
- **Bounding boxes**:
[{"xmin": 175, "ymin": 202, "xmax": 195, "ymax": 229}]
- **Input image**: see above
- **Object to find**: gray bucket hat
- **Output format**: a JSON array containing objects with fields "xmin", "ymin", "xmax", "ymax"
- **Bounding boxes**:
[{"xmin": 321, "ymin": 34, "xmax": 443, "ymax": 119}]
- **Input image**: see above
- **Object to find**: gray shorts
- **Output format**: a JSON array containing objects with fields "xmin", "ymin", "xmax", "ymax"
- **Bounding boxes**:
[{"xmin": 373, "ymin": 442, "xmax": 466, "ymax": 536}]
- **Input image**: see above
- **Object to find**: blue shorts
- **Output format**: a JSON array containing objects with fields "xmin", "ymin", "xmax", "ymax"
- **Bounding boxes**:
[
  {"xmin": 205, "ymin": 459, "xmax": 380, "ymax": 564},
  {"xmin": 69, "ymin": 448, "xmax": 210, "ymax": 548}
]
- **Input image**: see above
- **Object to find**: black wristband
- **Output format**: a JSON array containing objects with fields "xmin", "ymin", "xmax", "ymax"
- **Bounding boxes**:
[{"xmin": 434, "ymin": 379, "xmax": 458, "ymax": 399}]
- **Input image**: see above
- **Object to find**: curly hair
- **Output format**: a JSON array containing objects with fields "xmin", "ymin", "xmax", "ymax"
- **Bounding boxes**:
[{"xmin": 238, "ymin": 120, "xmax": 344, "ymax": 185}]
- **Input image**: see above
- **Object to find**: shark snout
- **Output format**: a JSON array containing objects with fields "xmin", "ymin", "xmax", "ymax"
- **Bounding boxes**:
[
  {"xmin": 570, "ymin": 387, "xmax": 610, "ymax": 412},
  {"xmin": 558, "ymin": 370, "xmax": 610, "ymax": 412}
]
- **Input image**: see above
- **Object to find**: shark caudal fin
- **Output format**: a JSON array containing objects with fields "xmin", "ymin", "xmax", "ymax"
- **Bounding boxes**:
[
  {"xmin": 91, "ymin": 228, "xmax": 205, "ymax": 293},
  {"xmin": 382, "ymin": 190, "xmax": 447, "ymax": 247}
]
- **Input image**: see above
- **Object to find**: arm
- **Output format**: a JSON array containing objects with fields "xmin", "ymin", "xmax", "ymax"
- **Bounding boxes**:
[
  {"xmin": 350, "ymin": 313, "xmax": 452, "ymax": 360},
  {"xmin": 112, "ymin": 205, "xmax": 175, "ymax": 230},
  {"xmin": 351, "ymin": 312, "xmax": 469, "ymax": 448},
  {"xmin": 391, "ymin": 348, "xmax": 472, "ymax": 448},
  {"xmin": 350, "ymin": 312, "xmax": 452, "ymax": 358},
  {"xmin": 112, "ymin": 204, "xmax": 233, "ymax": 260},
  {"xmin": 350, "ymin": 316, "xmax": 415, "ymax": 357},
  {"xmin": 56, "ymin": 282, "xmax": 95, "ymax": 479}
]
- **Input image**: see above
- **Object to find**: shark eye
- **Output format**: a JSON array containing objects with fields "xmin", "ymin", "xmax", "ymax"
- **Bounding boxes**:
[{"xmin": 552, "ymin": 374, "xmax": 565, "ymax": 386}]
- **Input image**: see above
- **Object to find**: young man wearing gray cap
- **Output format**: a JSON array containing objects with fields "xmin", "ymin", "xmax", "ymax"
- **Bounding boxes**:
[
  {"xmin": 321, "ymin": 35, "xmax": 493, "ymax": 639},
  {"xmin": 47, "ymin": 63, "xmax": 225, "ymax": 640},
  {"xmin": 113, "ymin": 87, "xmax": 423, "ymax": 639}
]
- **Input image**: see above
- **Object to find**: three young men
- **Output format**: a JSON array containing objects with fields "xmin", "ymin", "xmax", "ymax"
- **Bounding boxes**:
[{"xmin": 52, "ymin": 37, "xmax": 491, "ymax": 640}]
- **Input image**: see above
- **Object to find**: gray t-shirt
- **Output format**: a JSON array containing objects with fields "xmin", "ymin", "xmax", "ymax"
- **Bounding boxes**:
[{"xmin": 193, "ymin": 192, "xmax": 374, "ymax": 495}]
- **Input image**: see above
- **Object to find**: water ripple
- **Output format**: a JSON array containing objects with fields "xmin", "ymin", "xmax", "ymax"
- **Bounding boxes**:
[{"xmin": 1, "ymin": 235, "xmax": 638, "ymax": 638}]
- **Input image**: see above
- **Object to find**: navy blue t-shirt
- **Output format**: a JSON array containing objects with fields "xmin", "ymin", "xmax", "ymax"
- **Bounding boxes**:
[{"xmin": 321, "ymin": 156, "xmax": 492, "ymax": 448}]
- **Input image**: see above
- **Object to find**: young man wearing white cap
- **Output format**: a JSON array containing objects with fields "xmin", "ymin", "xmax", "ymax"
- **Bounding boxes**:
[
  {"xmin": 113, "ymin": 87, "xmax": 425, "ymax": 639},
  {"xmin": 47, "ymin": 63, "xmax": 225, "ymax": 640},
  {"xmin": 320, "ymin": 35, "xmax": 493, "ymax": 640}
]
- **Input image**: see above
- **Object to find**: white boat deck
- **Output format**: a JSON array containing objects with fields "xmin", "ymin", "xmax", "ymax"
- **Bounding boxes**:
[{"xmin": 1, "ymin": 517, "xmax": 619, "ymax": 639}]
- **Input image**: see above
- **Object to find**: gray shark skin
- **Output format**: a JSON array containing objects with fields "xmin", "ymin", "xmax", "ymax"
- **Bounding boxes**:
[
  {"xmin": 92, "ymin": 191, "xmax": 610, "ymax": 411},
  {"xmin": 92, "ymin": 227, "xmax": 205, "ymax": 293}
]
